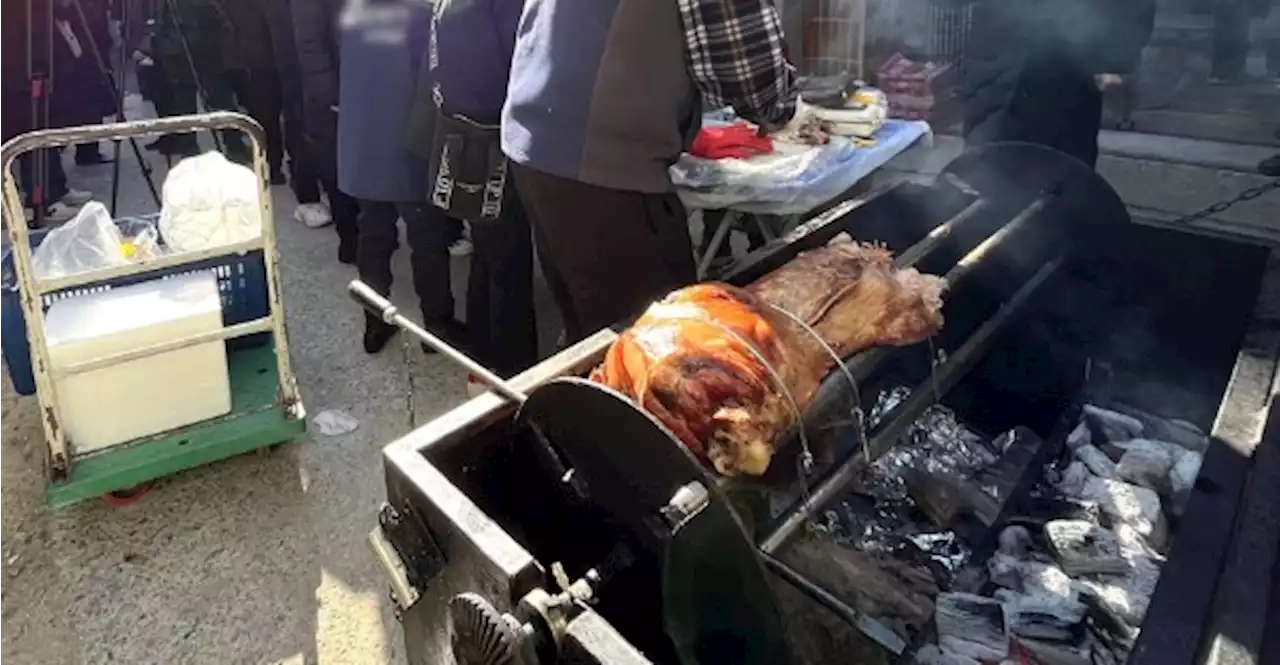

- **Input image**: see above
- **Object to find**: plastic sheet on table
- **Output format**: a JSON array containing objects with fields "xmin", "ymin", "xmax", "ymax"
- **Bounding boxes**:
[{"xmin": 672, "ymin": 118, "xmax": 932, "ymax": 216}]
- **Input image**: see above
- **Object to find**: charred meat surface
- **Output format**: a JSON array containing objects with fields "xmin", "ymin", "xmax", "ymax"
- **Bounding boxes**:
[{"xmin": 591, "ymin": 234, "xmax": 946, "ymax": 476}]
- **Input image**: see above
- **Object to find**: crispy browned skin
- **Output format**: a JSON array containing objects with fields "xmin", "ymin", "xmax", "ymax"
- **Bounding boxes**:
[{"xmin": 590, "ymin": 234, "xmax": 946, "ymax": 476}]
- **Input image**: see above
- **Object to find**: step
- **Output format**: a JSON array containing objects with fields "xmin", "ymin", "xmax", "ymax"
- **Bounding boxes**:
[{"xmin": 885, "ymin": 131, "xmax": 1280, "ymax": 245}]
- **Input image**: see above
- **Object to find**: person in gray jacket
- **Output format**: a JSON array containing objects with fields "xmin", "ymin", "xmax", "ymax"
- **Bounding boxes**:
[{"xmin": 336, "ymin": 0, "xmax": 465, "ymax": 353}]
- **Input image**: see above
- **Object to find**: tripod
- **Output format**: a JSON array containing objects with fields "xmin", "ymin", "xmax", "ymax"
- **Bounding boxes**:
[{"xmin": 68, "ymin": 0, "xmax": 162, "ymax": 214}]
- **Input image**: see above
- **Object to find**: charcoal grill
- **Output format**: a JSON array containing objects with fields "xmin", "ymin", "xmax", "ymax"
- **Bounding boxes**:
[{"xmin": 367, "ymin": 143, "xmax": 1280, "ymax": 665}]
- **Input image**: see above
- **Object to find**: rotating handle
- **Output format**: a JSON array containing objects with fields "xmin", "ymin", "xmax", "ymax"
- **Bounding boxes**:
[{"xmin": 346, "ymin": 280, "xmax": 527, "ymax": 404}]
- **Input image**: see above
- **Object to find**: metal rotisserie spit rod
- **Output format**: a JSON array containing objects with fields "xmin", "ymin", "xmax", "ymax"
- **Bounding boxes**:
[{"xmin": 761, "ymin": 254, "xmax": 1064, "ymax": 554}]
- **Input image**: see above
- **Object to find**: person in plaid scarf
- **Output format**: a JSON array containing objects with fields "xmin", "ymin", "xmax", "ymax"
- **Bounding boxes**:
[{"xmin": 501, "ymin": 0, "xmax": 801, "ymax": 342}]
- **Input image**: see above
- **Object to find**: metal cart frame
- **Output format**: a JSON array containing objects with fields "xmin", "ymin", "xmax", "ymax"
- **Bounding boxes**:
[{"xmin": 1, "ymin": 112, "xmax": 305, "ymax": 507}]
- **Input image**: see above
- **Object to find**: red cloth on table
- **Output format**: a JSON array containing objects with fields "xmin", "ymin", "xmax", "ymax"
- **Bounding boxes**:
[{"xmin": 690, "ymin": 121, "xmax": 774, "ymax": 160}]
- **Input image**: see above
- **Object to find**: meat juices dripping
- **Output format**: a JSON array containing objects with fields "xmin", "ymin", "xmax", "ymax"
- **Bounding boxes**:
[{"xmin": 591, "ymin": 234, "xmax": 947, "ymax": 476}]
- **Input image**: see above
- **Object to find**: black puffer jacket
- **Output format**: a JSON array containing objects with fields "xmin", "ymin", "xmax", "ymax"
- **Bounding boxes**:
[
  {"xmin": 265, "ymin": 0, "xmax": 303, "ymax": 114},
  {"xmin": 946, "ymin": 0, "xmax": 1155, "ymax": 146},
  {"xmin": 291, "ymin": 0, "xmax": 344, "ymax": 176}
]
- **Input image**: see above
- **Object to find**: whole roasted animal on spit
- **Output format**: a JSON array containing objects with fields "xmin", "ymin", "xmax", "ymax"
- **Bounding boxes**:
[{"xmin": 591, "ymin": 233, "xmax": 947, "ymax": 476}]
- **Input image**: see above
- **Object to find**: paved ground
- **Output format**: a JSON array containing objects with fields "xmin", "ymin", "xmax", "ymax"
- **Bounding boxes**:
[{"xmin": 0, "ymin": 100, "xmax": 511, "ymax": 664}]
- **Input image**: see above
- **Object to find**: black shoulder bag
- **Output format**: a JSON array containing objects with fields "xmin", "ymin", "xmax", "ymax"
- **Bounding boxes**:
[{"xmin": 428, "ymin": 111, "xmax": 508, "ymax": 223}]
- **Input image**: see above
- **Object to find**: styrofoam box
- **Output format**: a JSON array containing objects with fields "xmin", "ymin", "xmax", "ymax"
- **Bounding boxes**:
[{"xmin": 44, "ymin": 271, "xmax": 232, "ymax": 454}]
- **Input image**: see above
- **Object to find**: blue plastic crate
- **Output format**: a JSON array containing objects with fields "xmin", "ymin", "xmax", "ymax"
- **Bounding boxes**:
[{"xmin": 1, "ymin": 217, "xmax": 270, "ymax": 396}]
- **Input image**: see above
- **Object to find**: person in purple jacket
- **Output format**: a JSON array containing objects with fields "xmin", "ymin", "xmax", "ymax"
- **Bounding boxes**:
[{"xmin": 403, "ymin": 0, "xmax": 538, "ymax": 388}]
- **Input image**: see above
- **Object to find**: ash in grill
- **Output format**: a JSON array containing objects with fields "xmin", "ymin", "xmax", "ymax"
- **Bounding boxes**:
[{"xmin": 788, "ymin": 396, "xmax": 1209, "ymax": 665}]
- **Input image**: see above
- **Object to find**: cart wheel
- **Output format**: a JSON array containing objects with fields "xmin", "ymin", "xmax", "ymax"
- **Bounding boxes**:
[
  {"xmin": 255, "ymin": 443, "xmax": 284, "ymax": 458},
  {"xmin": 102, "ymin": 482, "xmax": 154, "ymax": 507}
]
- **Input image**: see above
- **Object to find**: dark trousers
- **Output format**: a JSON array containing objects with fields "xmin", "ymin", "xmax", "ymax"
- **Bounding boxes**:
[
  {"xmin": 18, "ymin": 150, "xmax": 69, "ymax": 208},
  {"xmin": 512, "ymin": 163, "xmax": 696, "ymax": 342},
  {"xmin": 1212, "ymin": 0, "xmax": 1251, "ymax": 79},
  {"xmin": 159, "ymin": 63, "xmax": 246, "ymax": 156},
  {"xmin": 283, "ymin": 102, "xmax": 319, "ymax": 203},
  {"xmin": 226, "ymin": 67, "xmax": 285, "ymax": 173},
  {"xmin": 465, "ymin": 193, "xmax": 538, "ymax": 377},
  {"xmin": 356, "ymin": 200, "xmax": 462, "ymax": 326}
]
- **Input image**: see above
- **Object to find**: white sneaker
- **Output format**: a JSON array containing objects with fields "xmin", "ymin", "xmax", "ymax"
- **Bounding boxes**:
[
  {"xmin": 294, "ymin": 202, "xmax": 333, "ymax": 228},
  {"xmin": 41, "ymin": 202, "xmax": 79, "ymax": 224},
  {"xmin": 449, "ymin": 238, "xmax": 474, "ymax": 257},
  {"xmin": 61, "ymin": 188, "xmax": 93, "ymax": 206},
  {"xmin": 450, "ymin": 222, "xmax": 474, "ymax": 257}
]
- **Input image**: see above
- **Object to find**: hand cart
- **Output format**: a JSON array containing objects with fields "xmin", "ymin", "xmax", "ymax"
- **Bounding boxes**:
[{"xmin": 1, "ymin": 112, "xmax": 305, "ymax": 508}]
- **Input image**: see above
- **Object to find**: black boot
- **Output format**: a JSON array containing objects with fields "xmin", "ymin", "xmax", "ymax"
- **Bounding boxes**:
[
  {"xmin": 363, "ymin": 314, "xmax": 398, "ymax": 354},
  {"xmin": 75, "ymin": 143, "xmax": 112, "ymax": 165},
  {"xmin": 161, "ymin": 134, "xmax": 201, "ymax": 157},
  {"xmin": 419, "ymin": 319, "xmax": 469, "ymax": 355},
  {"xmin": 1261, "ymin": 154, "xmax": 1280, "ymax": 177}
]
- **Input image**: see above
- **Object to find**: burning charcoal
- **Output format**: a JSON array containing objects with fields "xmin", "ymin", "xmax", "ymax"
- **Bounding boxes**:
[
  {"xmin": 935, "ymin": 593, "xmax": 1010, "ymax": 662},
  {"xmin": 1012, "ymin": 497, "xmax": 1103, "ymax": 531},
  {"xmin": 1169, "ymin": 450, "xmax": 1203, "ymax": 509},
  {"xmin": 988, "ymin": 553, "xmax": 1023, "ymax": 589},
  {"xmin": 1057, "ymin": 462, "xmax": 1091, "ymax": 499},
  {"xmin": 1152, "ymin": 419, "xmax": 1209, "ymax": 453},
  {"xmin": 904, "ymin": 469, "xmax": 1000, "ymax": 529},
  {"xmin": 988, "ymin": 556, "xmax": 1077, "ymax": 602},
  {"xmin": 1044, "ymin": 520, "xmax": 1129, "ymax": 576},
  {"xmin": 1115, "ymin": 445, "xmax": 1176, "ymax": 494},
  {"xmin": 1083, "ymin": 405, "xmax": 1144, "ymax": 442},
  {"xmin": 1098, "ymin": 443, "xmax": 1128, "ymax": 463},
  {"xmin": 1017, "ymin": 638, "xmax": 1093, "ymax": 665},
  {"xmin": 1065, "ymin": 421, "xmax": 1091, "ymax": 450},
  {"xmin": 995, "ymin": 589, "xmax": 1087, "ymax": 642},
  {"xmin": 905, "ymin": 468, "xmax": 966, "ymax": 526},
  {"xmin": 1080, "ymin": 478, "xmax": 1168, "ymax": 551},
  {"xmin": 914, "ymin": 644, "xmax": 980, "ymax": 665},
  {"xmin": 1105, "ymin": 402, "xmax": 1208, "ymax": 453},
  {"xmin": 1113, "ymin": 523, "xmax": 1162, "ymax": 561},
  {"xmin": 998, "ymin": 525, "xmax": 1034, "ymax": 559},
  {"xmin": 1075, "ymin": 551, "xmax": 1161, "ymax": 628},
  {"xmin": 1073, "ymin": 445, "xmax": 1117, "ymax": 479},
  {"xmin": 1076, "ymin": 578, "xmax": 1147, "ymax": 628}
]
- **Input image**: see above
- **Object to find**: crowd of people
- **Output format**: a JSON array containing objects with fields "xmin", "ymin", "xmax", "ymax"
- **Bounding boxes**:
[
  {"xmin": 2, "ymin": 0, "xmax": 118, "ymax": 224},
  {"xmin": 2, "ymin": 0, "xmax": 1271, "ymax": 393}
]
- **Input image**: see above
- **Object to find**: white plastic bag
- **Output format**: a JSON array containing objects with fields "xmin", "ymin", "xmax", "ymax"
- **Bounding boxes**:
[
  {"xmin": 31, "ymin": 202, "xmax": 130, "ymax": 279},
  {"xmin": 159, "ymin": 151, "xmax": 263, "ymax": 253}
]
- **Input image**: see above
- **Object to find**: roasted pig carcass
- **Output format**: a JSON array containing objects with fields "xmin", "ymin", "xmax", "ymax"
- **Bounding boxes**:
[{"xmin": 591, "ymin": 234, "xmax": 946, "ymax": 476}]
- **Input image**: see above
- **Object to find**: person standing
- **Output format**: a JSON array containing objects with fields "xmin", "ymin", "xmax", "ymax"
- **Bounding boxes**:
[
  {"xmin": 403, "ymin": 0, "xmax": 539, "ymax": 385},
  {"xmin": 51, "ymin": 0, "xmax": 115, "ymax": 165},
  {"xmin": 951, "ymin": 0, "xmax": 1155, "ymax": 168},
  {"xmin": 1210, "ymin": 0, "xmax": 1261, "ymax": 85},
  {"xmin": 337, "ymin": 0, "xmax": 465, "ymax": 353},
  {"xmin": 221, "ymin": 0, "xmax": 287, "ymax": 183},
  {"xmin": 152, "ymin": 0, "xmax": 247, "ymax": 158},
  {"xmin": 4, "ymin": 0, "xmax": 95, "ymax": 223},
  {"xmin": 501, "ymin": 0, "xmax": 801, "ymax": 342},
  {"xmin": 268, "ymin": 0, "xmax": 360, "ymax": 258}
]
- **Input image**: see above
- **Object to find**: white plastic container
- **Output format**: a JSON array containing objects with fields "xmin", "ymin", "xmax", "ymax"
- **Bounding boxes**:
[{"xmin": 44, "ymin": 271, "xmax": 232, "ymax": 454}]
